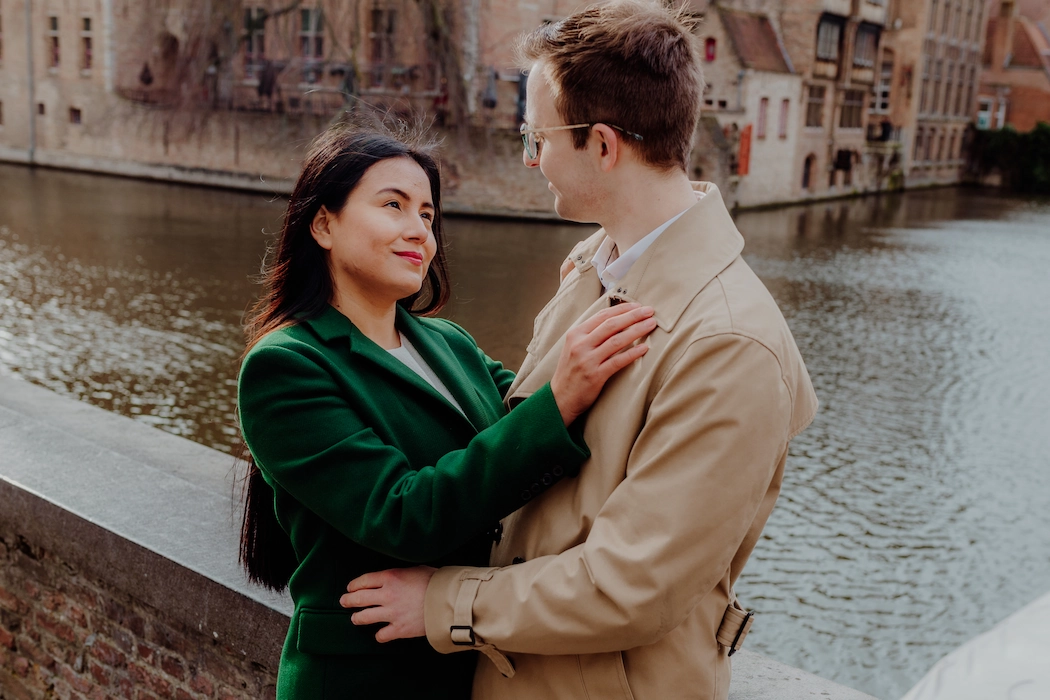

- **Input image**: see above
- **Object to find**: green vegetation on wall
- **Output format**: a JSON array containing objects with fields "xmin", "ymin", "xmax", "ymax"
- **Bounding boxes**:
[{"xmin": 970, "ymin": 122, "xmax": 1050, "ymax": 194}]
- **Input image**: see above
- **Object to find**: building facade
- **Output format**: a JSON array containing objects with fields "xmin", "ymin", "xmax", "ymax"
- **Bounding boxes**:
[
  {"xmin": 977, "ymin": 0, "xmax": 1050, "ymax": 132},
  {"xmin": 693, "ymin": 3, "xmax": 803, "ymax": 207},
  {"xmin": 0, "ymin": 0, "xmax": 999, "ymax": 214}
]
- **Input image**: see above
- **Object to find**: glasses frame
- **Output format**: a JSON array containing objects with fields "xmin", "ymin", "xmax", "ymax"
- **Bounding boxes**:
[{"xmin": 519, "ymin": 122, "xmax": 644, "ymax": 160}]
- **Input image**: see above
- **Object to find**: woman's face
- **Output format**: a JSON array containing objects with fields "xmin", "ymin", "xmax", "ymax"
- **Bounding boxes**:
[{"xmin": 311, "ymin": 156, "xmax": 437, "ymax": 308}]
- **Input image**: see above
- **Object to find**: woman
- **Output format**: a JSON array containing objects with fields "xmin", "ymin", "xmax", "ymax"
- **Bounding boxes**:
[{"xmin": 237, "ymin": 127, "xmax": 655, "ymax": 699}]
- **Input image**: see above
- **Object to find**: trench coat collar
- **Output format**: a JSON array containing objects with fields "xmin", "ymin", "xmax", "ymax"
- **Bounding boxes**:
[
  {"xmin": 304, "ymin": 304, "xmax": 486, "ymax": 431},
  {"xmin": 572, "ymin": 181, "xmax": 744, "ymax": 332}
]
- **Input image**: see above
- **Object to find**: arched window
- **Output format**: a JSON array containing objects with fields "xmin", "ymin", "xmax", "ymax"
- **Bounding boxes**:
[
  {"xmin": 802, "ymin": 154, "xmax": 816, "ymax": 191},
  {"xmin": 705, "ymin": 38, "xmax": 717, "ymax": 62},
  {"xmin": 914, "ymin": 127, "xmax": 925, "ymax": 161}
]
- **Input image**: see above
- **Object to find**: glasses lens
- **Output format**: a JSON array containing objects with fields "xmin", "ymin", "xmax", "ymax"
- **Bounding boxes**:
[{"xmin": 520, "ymin": 125, "xmax": 539, "ymax": 159}]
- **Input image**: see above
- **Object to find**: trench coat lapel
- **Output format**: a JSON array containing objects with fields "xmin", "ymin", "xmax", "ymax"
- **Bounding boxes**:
[
  {"xmin": 507, "ymin": 182, "xmax": 744, "ymax": 407},
  {"xmin": 306, "ymin": 305, "xmax": 481, "ymax": 431}
]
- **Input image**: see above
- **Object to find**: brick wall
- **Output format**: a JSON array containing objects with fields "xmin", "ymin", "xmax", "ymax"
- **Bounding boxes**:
[{"xmin": 0, "ymin": 528, "xmax": 277, "ymax": 700}]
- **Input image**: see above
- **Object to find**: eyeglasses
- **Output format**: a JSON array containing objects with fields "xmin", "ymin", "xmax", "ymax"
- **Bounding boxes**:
[{"xmin": 519, "ymin": 122, "xmax": 644, "ymax": 159}]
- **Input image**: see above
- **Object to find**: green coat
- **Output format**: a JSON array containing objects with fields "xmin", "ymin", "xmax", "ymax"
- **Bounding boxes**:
[{"xmin": 238, "ymin": 304, "xmax": 589, "ymax": 700}]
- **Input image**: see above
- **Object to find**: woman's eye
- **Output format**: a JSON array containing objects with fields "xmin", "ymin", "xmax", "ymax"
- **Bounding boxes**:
[
  {"xmin": 420, "ymin": 211, "xmax": 433, "ymax": 221},
  {"xmin": 385, "ymin": 200, "xmax": 402, "ymax": 210}
]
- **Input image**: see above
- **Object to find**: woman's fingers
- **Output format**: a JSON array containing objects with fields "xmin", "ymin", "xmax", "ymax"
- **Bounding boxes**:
[
  {"xmin": 573, "ymin": 302, "xmax": 646, "ymax": 336},
  {"xmin": 593, "ymin": 315, "xmax": 657, "ymax": 359},
  {"xmin": 600, "ymin": 341, "xmax": 650, "ymax": 375},
  {"xmin": 582, "ymin": 307, "xmax": 655, "ymax": 352}
]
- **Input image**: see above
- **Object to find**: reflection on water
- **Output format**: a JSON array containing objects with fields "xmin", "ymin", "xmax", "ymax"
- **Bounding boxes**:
[{"xmin": 2, "ymin": 164, "xmax": 1050, "ymax": 699}]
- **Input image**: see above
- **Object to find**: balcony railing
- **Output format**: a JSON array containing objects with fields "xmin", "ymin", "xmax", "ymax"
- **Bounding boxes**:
[{"xmin": 867, "ymin": 122, "xmax": 902, "ymax": 142}]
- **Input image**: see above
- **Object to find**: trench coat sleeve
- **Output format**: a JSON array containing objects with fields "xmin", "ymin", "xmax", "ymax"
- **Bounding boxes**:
[
  {"xmin": 425, "ymin": 333, "xmax": 794, "ymax": 654},
  {"xmin": 239, "ymin": 343, "xmax": 589, "ymax": 564}
]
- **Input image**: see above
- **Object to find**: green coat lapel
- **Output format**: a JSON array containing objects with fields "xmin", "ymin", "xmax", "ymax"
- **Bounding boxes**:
[
  {"xmin": 304, "ymin": 305, "xmax": 488, "ymax": 432},
  {"xmin": 397, "ymin": 306, "xmax": 496, "ymax": 430}
]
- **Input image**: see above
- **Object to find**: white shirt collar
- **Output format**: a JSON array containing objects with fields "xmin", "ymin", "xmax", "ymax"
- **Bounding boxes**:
[{"xmin": 591, "ymin": 191, "xmax": 705, "ymax": 291}]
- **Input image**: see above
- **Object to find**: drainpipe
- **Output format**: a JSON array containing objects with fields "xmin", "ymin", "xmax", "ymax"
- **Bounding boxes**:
[{"xmin": 25, "ymin": 0, "xmax": 36, "ymax": 164}]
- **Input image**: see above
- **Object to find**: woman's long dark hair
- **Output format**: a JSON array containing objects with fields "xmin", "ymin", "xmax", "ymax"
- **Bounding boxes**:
[{"xmin": 239, "ymin": 126, "xmax": 451, "ymax": 591}]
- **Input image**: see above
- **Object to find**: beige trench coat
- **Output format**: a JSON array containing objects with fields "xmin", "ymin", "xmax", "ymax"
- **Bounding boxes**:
[{"xmin": 424, "ymin": 183, "xmax": 818, "ymax": 700}]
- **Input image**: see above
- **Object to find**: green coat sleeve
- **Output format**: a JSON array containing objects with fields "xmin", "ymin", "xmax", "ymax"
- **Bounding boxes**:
[{"xmin": 239, "ymin": 343, "xmax": 588, "ymax": 563}]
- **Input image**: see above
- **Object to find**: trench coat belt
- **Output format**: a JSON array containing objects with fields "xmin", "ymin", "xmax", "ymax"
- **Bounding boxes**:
[
  {"xmin": 716, "ymin": 597, "xmax": 756, "ymax": 657},
  {"xmin": 449, "ymin": 572, "xmax": 516, "ymax": 677}
]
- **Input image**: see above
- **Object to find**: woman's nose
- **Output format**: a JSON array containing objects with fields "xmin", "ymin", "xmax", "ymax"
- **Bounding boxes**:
[{"xmin": 523, "ymin": 148, "xmax": 540, "ymax": 168}]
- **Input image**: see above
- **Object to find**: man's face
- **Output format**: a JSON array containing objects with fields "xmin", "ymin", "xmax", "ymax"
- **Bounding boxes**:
[{"xmin": 523, "ymin": 63, "xmax": 600, "ymax": 222}]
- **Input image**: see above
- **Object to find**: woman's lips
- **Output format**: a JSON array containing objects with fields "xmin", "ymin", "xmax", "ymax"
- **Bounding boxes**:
[{"xmin": 394, "ymin": 251, "xmax": 424, "ymax": 265}]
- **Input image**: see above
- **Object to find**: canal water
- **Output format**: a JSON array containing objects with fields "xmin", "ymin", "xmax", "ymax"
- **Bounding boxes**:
[{"xmin": 2, "ymin": 163, "xmax": 1049, "ymax": 699}]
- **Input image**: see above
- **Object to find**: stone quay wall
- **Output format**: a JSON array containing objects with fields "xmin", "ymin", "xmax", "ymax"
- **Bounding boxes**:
[{"xmin": 0, "ymin": 375, "xmax": 878, "ymax": 700}]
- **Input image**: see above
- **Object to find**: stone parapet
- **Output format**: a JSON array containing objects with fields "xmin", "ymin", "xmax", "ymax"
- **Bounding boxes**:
[{"xmin": 0, "ymin": 375, "xmax": 878, "ymax": 699}]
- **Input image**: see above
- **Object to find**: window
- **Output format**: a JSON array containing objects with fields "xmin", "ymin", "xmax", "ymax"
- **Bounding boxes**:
[
  {"xmin": 37, "ymin": 102, "xmax": 45, "ymax": 116},
  {"xmin": 854, "ymin": 27, "xmax": 878, "ymax": 67},
  {"xmin": 48, "ymin": 16, "xmax": 59, "ymax": 68},
  {"xmin": 872, "ymin": 61, "xmax": 892, "ymax": 114},
  {"xmin": 0, "ymin": 3, "xmax": 5, "ymax": 64},
  {"xmin": 69, "ymin": 107, "xmax": 82, "ymax": 124},
  {"xmin": 806, "ymin": 85, "xmax": 826, "ymax": 127},
  {"xmin": 965, "ymin": 1, "xmax": 974, "ymax": 42},
  {"xmin": 976, "ymin": 98, "xmax": 992, "ymax": 129},
  {"xmin": 920, "ymin": 60, "xmax": 930, "ymax": 113},
  {"xmin": 840, "ymin": 89, "xmax": 865, "ymax": 128},
  {"xmin": 0, "ymin": 100, "xmax": 4, "ymax": 126},
  {"xmin": 757, "ymin": 97, "xmax": 769, "ymax": 139},
  {"xmin": 778, "ymin": 99, "xmax": 789, "ymax": 138},
  {"xmin": 817, "ymin": 18, "xmax": 842, "ymax": 61},
  {"xmin": 948, "ymin": 131, "xmax": 957, "ymax": 160},
  {"xmin": 705, "ymin": 37, "xmax": 716, "ymax": 62},
  {"xmin": 943, "ymin": 64, "xmax": 954, "ymax": 116},
  {"xmin": 802, "ymin": 154, "xmax": 816, "ymax": 191},
  {"xmin": 932, "ymin": 60, "xmax": 942, "ymax": 114},
  {"xmin": 300, "ymin": 8, "xmax": 323, "ymax": 81},
  {"xmin": 937, "ymin": 132, "xmax": 945, "ymax": 160},
  {"xmin": 929, "ymin": 0, "xmax": 939, "ymax": 33},
  {"xmin": 80, "ymin": 17, "xmax": 93, "ymax": 70},
  {"xmin": 914, "ymin": 127, "xmax": 925, "ymax": 159},
  {"xmin": 954, "ymin": 70, "xmax": 965, "ymax": 114},
  {"xmin": 941, "ymin": 2, "xmax": 951, "ymax": 34},
  {"xmin": 244, "ymin": 7, "xmax": 266, "ymax": 78},
  {"xmin": 964, "ymin": 66, "xmax": 975, "ymax": 116},
  {"xmin": 925, "ymin": 128, "xmax": 935, "ymax": 160},
  {"xmin": 369, "ymin": 7, "xmax": 396, "ymax": 87}
]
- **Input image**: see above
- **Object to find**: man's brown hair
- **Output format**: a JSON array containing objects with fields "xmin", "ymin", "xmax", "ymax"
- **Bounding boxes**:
[{"xmin": 518, "ymin": 0, "xmax": 704, "ymax": 171}]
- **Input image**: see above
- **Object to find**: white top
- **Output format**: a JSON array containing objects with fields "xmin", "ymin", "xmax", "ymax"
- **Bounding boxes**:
[
  {"xmin": 387, "ymin": 333, "xmax": 465, "ymax": 415},
  {"xmin": 591, "ymin": 190, "xmax": 706, "ymax": 291}
]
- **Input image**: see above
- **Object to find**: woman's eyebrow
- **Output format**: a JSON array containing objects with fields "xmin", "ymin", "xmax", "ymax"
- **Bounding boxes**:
[{"xmin": 376, "ymin": 187, "xmax": 434, "ymax": 209}]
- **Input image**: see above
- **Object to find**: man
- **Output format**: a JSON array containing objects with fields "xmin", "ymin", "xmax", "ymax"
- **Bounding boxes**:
[{"xmin": 342, "ymin": 2, "xmax": 818, "ymax": 697}]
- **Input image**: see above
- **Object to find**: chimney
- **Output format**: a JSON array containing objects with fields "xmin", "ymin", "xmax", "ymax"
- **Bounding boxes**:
[{"xmin": 991, "ymin": 0, "xmax": 1018, "ymax": 70}]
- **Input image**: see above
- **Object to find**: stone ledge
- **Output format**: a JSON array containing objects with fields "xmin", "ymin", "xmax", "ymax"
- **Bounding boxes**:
[{"xmin": 0, "ymin": 374, "xmax": 878, "ymax": 699}]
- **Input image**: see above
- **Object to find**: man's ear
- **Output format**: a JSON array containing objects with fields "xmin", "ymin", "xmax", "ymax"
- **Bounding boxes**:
[
  {"xmin": 591, "ymin": 124, "xmax": 620, "ymax": 173},
  {"xmin": 311, "ymin": 206, "xmax": 334, "ymax": 250}
]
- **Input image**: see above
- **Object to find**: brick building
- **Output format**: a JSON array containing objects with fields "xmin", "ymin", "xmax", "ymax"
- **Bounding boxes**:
[
  {"xmin": 0, "ymin": 0, "xmax": 999, "ymax": 213},
  {"xmin": 883, "ymin": 0, "xmax": 990, "ymax": 186},
  {"xmin": 977, "ymin": 0, "xmax": 1050, "ymax": 132},
  {"xmin": 693, "ymin": 4, "xmax": 803, "ymax": 206}
]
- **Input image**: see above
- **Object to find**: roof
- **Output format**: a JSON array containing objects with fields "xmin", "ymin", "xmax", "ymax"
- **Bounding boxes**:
[
  {"xmin": 717, "ymin": 7, "xmax": 793, "ymax": 74},
  {"xmin": 984, "ymin": 15, "xmax": 1050, "ymax": 76}
]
